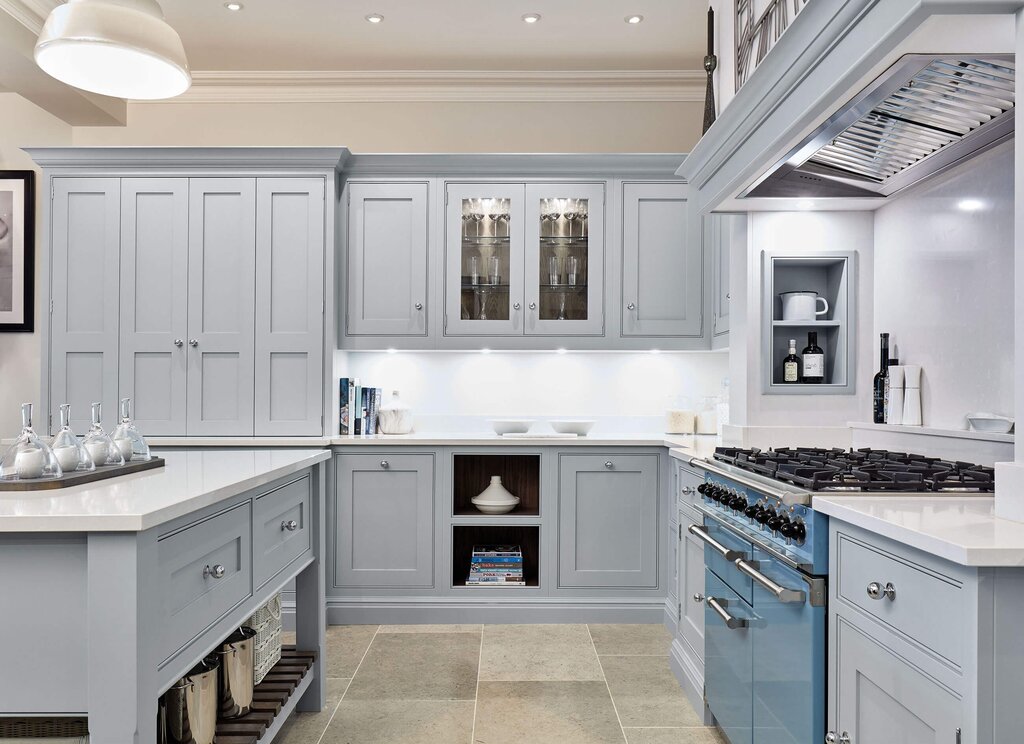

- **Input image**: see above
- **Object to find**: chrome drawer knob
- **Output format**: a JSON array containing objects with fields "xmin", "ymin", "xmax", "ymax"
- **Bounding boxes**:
[
  {"xmin": 513, "ymin": 302, "xmax": 521, "ymax": 311},
  {"xmin": 626, "ymin": 302, "xmax": 636, "ymax": 311},
  {"xmin": 281, "ymin": 519, "xmax": 298, "ymax": 532},
  {"xmin": 173, "ymin": 339, "xmax": 183, "ymax": 348},
  {"xmin": 414, "ymin": 302, "xmax": 423, "ymax": 310},
  {"xmin": 529, "ymin": 302, "xmax": 537, "ymax": 310},
  {"xmin": 188, "ymin": 339, "xmax": 199, "ymax": 347},
  {"xmin": 203, "ymin": 564, "xmax": 226, "ymax": 580},
  {"xmin": 825, "ymin": 733, "xmax": 851, "ymax": 744},
  {"xmin": 680, "ymin": 486, "xmax": 697, "ymax": 495},
  {"xmin": 380, "ymin": 460, "xmax": 389, "ymax": 469},
  {"xmin": 604, "ymin": 461, "xmax": 614, "ymax": 469},
  {"xmin": 866, "ymin": 582, "xmax": 896, "ymax": 601},
  {"xmin": 693, "ymin": 593, "xmax": 704, "ymax": 603}
]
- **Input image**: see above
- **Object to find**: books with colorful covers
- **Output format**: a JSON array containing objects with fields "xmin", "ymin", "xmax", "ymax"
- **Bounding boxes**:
[
  {"xmin": 467, "ymin": 545, "xmax": 525, "ymax": 585},
  {"xmin": 339, "ymin": 378, "xmax": 351, "ymax": 435}
]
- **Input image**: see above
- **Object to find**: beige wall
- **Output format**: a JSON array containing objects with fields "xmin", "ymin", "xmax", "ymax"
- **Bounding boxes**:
[
  {"xmin": 0, "ymin": 93, "xmax": 71, "ymax": 438},
  {"xmin": 74, "ymin": 100, "xmax": 705, "ymax": 151}
]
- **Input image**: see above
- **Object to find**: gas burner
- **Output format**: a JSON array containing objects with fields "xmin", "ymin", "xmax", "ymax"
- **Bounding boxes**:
[{"xmin": 713, "ymin": 446, "xmax": 995, "ymax": 493}]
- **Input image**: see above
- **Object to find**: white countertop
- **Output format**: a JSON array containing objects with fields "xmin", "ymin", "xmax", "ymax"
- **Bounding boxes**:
[
  {"xmin": 814, "ymin": 495, "xmax": 1024, "ymax": 567},
  {"xmin": 0, "ymin": 449, "xmax": 331, "ymax": 533},
  {"xmin": 328, "ymin": 432, "xmax": 717, "ymax": 449}
]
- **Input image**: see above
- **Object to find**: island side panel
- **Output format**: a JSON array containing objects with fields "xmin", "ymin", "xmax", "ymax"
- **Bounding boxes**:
[{"xmin": 295, "ymin": 460, "xmax": 327, "ymax": 712}]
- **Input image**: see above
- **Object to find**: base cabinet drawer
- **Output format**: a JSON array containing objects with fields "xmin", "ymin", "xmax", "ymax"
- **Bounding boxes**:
[
  {"xmin": 836, "ymin": 532, "xmax": 965, "ymax": 667},
  {"xmin": 157, "ymin": 502, "xmax": 253, "ymax": 661},
  {"xmin": 254, "ymin": 475, "xmax": 312, "ymax": 589}
]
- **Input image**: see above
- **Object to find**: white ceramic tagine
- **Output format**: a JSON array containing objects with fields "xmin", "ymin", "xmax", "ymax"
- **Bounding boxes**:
[{"xmin": 471, "ymin": 475, "xmax": 520, "ymax": 514}]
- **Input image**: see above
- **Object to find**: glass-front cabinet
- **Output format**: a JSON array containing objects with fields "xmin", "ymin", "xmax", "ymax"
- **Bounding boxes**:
[{"xmin": 445, "ymin": 181, "xmax": 604, "ymax": 337}]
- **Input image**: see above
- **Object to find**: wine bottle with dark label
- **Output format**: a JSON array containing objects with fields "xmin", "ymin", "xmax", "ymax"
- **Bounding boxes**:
[
  {"xmin": 873, "ymin": 333, "xmax": 890, "ymax": 423},
  {"xmin": 802, "ymin": 332, "xmax": 825, "ymax": 384},
  {"xmin": 783, "ymin": 338, "xmax": 801, "ymax": 383}
]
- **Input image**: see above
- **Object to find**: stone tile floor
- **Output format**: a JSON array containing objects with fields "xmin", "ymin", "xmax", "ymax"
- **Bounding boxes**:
[{"xmin": 278, "ymin": 624, "xmax": 726, "ymax": 744}]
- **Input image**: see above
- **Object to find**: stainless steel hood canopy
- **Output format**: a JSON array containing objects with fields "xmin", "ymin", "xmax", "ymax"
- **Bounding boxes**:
[{"xmin": 743, "ymin": 54, "xmax": 1015, "ymax": 199}]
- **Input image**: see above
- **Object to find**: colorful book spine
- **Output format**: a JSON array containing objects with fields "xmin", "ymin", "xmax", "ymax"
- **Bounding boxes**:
[
  {"xmin": 351, "ymin": 378, "xmax": 362, "ymax": 436},
  {"xmin": 470, "ymin": 556, "xmax": 522, "ymax": 564},
  {"xmin": 339, "ymin": 378, "xmax": 350, "ymax": 435}
]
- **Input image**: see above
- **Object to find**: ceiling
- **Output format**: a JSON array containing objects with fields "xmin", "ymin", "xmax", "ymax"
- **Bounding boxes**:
[{"xmin": 154, "ymin": 0, "xmax": 709, "ymax": 72}]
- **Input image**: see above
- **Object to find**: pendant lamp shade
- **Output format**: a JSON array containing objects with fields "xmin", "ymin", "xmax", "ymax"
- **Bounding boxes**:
[{"xmin": 34, "ymin": 0, "xmax": 191, "ymax": 100}]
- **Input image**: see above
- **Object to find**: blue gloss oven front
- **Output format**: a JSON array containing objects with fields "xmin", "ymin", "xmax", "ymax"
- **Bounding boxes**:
[{"xmin": 705, "ymin": 567, "xmax": 754, "ymax": 744}]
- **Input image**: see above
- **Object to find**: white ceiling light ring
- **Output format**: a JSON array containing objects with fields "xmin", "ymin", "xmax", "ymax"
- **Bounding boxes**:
[{"xmin": 34, "ymin": 0, "xmax": 190, "ymax": 100}]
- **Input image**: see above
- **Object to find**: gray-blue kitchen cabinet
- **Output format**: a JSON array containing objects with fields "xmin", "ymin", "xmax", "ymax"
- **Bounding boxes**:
[
  {"xmin": 558, "ymin": 454, "xmax": 659, "ymax": 588},
  {"xmin": 334, "ymin": 453, "xmax": 435, "ymax": 588},
  {"xmin": 49, "ymin": 177, "xmax": 122, "ymax": 434},
  {"xmin": 621, "ymin": 182, "xmax": 702, "ymax": 338},
  {"xmin": 345, "ymin": 181, "xmax": 430, "ymax": 337},
  {"xmin": 118, "ymin": 178, "xmax": 189, "ymax": 435}
]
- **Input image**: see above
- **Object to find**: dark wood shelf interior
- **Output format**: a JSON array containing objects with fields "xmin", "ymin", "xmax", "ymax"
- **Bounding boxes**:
[
  {"xmin": 453, "ymin": 454, "xmax": 540, "ymax": 516},
  {"xmin": 452, "ymin": 525, "xmax": 540, "ymax": 588}
]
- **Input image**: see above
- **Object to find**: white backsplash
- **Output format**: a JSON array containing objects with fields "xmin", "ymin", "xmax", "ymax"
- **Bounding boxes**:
[{"xmin": 334, "ymin": 351, "xmax": 730, "ymax": 434}]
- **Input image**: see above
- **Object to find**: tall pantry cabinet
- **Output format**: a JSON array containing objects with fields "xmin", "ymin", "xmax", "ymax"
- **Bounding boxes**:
[{"xmin": 31, "ymin": 148, "xmax": 348, "ymax": 437}]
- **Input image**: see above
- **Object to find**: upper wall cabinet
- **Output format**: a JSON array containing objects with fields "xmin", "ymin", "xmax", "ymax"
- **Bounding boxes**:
[
  {"xmin": 346, "ymin": 181, "xmax": 429, "ymax": 337},
  {"xmin": 621, "ymin": 182, "xmax": 702, "ymax": 337},
  {"xmin": 36, "ymin": 147, "xmax": 346, "ymax": 436}
]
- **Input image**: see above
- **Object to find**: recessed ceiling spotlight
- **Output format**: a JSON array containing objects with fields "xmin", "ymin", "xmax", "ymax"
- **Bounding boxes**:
[
  {"xmin": 365, "ymin": 13, "xmax": 384, "ymax": 23},
  {"xmin": 795, "ymin": 199, "xmax": 815, "ymax": 210},
  {"xmin": 958, "ymin": 198, "xmax": 984, "ymax": 212},
  {"xmin": 224, "ymin": 2, "xmax": 243, "ymax": 9},
  {"xmin": 625, "ymin": 14, "xmax": 644, "ymax": 24},
  {"xmin": 522, "ymin": 13, "xmax": 541, "ymax": 24}
]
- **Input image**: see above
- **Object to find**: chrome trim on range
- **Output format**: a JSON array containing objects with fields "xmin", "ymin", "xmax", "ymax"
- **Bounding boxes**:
[
  {"xmin": 688, "ymin": 524, "xmax": 746, "ymax": 561},
  {"xmin": 695, "ymin": 503, "xmax": 815, "ymax": 574},
  {"xmin": 707, "ymin": 596, "xmax": 747, "ymax": 630},
  {"xmin": 689, "ymin": 457, "xmax": 809, "ymax": 506},
  {"xmin": 735, "ymin": 559, "xmax": 806, "ymax": 603}
]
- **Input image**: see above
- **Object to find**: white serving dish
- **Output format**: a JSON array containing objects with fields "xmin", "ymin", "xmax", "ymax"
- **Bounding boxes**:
[
  {"xmin": 966, "ymin": 413, "xmax": 1014, "ymax": 434},
  {"xmin": 549, "ymin": 420, "xmax": 596, "ymax": 436},
  {"xmin": 489, "ymin": 419, "xmax": 536, "ymax": 435}
]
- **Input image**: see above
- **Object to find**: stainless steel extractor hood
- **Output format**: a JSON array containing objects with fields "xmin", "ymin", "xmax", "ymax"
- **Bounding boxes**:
[{"xmin": 743, "ymin": 54, "xmax": 1015, "ymax": 199}]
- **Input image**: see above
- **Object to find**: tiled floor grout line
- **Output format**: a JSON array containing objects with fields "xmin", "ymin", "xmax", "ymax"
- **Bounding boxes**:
[
  {"xmin": 587, "ymin": 624, "xmax": 629, "ymax": 744},
  {"xmin": 469, "ymin": 626, "xmax": 485, "ymax": 744},
  {"xmin": 316, "ymin": 625, "xmax": 383, "ymax": 744}
]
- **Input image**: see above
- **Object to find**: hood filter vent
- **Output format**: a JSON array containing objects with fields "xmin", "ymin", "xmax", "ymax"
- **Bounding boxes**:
[{"xmin": 744, "ymin": 55, "xmax": 1016, "ymax": 199}]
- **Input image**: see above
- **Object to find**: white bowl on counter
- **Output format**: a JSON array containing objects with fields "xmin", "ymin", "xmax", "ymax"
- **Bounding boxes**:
[
  {"xmin": 489, "ymin": 419, "xmax": 536, "ymax": 435},
  {"xmin": 549, "ymin": 420, "xmax": 596, "ymax": 436},
  {"xmin": 966, "ymin": 413, "xmax": 1014, "ymax": 434}
]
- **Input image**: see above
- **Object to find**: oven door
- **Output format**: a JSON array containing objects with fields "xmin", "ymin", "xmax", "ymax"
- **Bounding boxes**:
[
  {"xmin": 705, "ymin": 567, "xmax": 754, "ymax": 744},
  {"xmin": 690, "ymin": 516, "xmax": 753, "ymax": 604},
  {"xmin": 745, "ymin": 547, "xmax": 826, "ymax": 744}
]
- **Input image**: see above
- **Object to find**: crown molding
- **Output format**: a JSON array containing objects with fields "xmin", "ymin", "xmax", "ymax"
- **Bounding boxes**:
[
  {"xmin": 145, "ymin": 69, "xmax": 707, "ymax": 104},
  {"xmin": 0, "ymin": 0, "xmax": 54, "ymax": 33}
]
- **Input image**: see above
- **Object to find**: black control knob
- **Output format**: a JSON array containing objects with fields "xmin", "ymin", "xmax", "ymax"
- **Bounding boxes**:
[
  {"xmin": 756, "ymin": 507, "xmax": 776, "ymax": 526},
  {"xmin": 697, "ymin": 482, "xmax": 709, "ymax": 495},
  {"xmin": 743, "ymin": 502, "xmax": 762, "ymax": 519},
  {"xmin": 779, "ymin": 517, "xmax": 797, "ymax": 538},
  {"xmin": 768, "ymin": 513, "xmax": 788, "ymax": 533},
  {"xmin": 731, "ymin": 496, "xmax": 749, "ymax": 512},
  {"xmin": 791, "ymin": 520, "xmax": 807, "ymax": 543},
  {"xmin": 711, "ymin": 487, "xmax": 725, "ymax": 503}
]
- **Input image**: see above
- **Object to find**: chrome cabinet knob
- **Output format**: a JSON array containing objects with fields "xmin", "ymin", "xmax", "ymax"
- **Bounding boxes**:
[
  {"xmin": 173, "ymin": 339, "xmax": 183, "ymax": 347},
  {"xmin": 529, "ymin": 302, "xmax": 537, "ymax": 310},
  {"xmin": 825, "ymin": 733, "xmax": 850, "ymax": 744},
  {"xmin": 726, "ymin": 293, "xmax": 731, "ymax": 299},
  {"xmin": 866, "ymin": 581, "xmax": 896, "ymax": 601},
  {"xmin": 188, "ymin": 339, "xmax": 199, "ymax": 347},
  {"xmin": 203, "ymin": 564, "xmax": 226, "ymax": 580},
  {"xmin": 693, "ymin": 593, "xmax": 704, "ymax": 603},
  {"xmin": 626, "ymin": 302, "xmax": 636, "ymax": 311},
  {"xmin": 414, "ymin": 303, "xmax": 423, "ymax": 310},
  {"xmin": 281, "ymin": 520, "xmax": 298, "ymax": 532},
  {"xmin": 604, "ymin": 461, "xmax": 614, "ymax": 469},
  {"xmin": 681, "ymin": 486, "xmax": 697, "ymax": 495},
  {"xmin": 513, "ymin": 302, "xmax": 521, "ymax": 311},
  {"xmin": 380, "ymin": 460, "xmax": 389, "ymax": 469}
]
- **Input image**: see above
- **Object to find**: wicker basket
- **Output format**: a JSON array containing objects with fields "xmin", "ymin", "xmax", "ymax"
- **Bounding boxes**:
[{"xmin": 246, "ymin": 593, "xmax": 283, "ymax": 684}]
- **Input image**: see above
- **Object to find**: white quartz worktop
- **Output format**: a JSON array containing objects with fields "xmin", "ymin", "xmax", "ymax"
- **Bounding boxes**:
[
  {"xmin": 0, "ymin": 448, "xmax": 330, "ymax": 533},
  {"xmin": 814, "ymin": 495, "xmax": 1024, "ymax": 567},
  {"xmin": 329, "ymin": 432, "xmax": 718, "ymax": 449}
]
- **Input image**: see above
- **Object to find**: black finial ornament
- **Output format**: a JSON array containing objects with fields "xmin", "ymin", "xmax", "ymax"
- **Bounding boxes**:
[{"xmin": 703, "ymin": 5, "xmax": 718, "ymax": 134}]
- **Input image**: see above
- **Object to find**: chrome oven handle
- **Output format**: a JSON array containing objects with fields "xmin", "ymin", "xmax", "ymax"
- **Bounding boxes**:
[
  {"xmin": 735, "ymin": 559, "xmax": 806, "ymax": 604},
  {"xmin": 688, "ymin": 524, "xmax": 745, "ymax": 561},
  {"xmin": 707, "ymin": 596, "xmax": 747, "ymax": 630}
]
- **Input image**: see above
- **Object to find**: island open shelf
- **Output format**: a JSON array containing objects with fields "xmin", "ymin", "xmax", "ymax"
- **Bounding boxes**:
[
  {"xmin": 452, "ymin": 453, "xmax": 540, "ymax": 516},
  {"xmin": 452, "ymin": 524, "xmax": 540, "ymax": 588}
]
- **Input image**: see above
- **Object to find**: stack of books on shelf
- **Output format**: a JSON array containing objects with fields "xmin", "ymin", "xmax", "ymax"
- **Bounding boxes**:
[
  {"xmin": 339, "ymin": 378, "xmax": 381, "ymax": 436},
  {"xmin": 467, "ymin": 545, "xmax": 525, "ymax": 586}
]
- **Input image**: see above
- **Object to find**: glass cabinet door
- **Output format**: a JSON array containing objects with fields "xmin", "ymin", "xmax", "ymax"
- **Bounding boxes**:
[
  {"xmin": 524, "ymin": 183, "xmax": 604, "ymax": 335},
  {"xmin": 445, "ymin": 183, "xmax": 525, "ymax": 336}
]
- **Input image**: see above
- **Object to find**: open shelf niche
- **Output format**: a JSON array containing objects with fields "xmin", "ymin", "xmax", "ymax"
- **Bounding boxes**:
[
  {"xmin": 762, "ymin": 250, "xmax": 856, "ymax": 395},
  {"xmin": 452, "ymin": 453, "xmax": 540, "ymax": 517},
  {"xmin": 452, "ymin": 524, "xmax": 540, "ymax": 588}
]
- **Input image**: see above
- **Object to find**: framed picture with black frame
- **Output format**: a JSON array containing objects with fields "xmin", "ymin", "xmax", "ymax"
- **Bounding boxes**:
[{"xmin": 0, "ymin": 170, "xmax": 35, "ymax": 332}]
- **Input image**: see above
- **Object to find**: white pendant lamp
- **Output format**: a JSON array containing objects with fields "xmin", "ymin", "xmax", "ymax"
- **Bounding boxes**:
[{"xmin": 34, "ymin": 0, "xmax": 190, "ymax": 100}]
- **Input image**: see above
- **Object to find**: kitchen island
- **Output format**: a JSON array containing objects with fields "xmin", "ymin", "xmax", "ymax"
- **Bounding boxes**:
[{"xmin": 0, "ymin": 448, "xmax": 330, "ymax": 744}]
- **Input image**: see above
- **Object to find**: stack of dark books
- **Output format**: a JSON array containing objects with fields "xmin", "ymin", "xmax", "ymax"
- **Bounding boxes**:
[{"xmin": 466, "ymin": 545, "xmax": 524, "ymax": 586}]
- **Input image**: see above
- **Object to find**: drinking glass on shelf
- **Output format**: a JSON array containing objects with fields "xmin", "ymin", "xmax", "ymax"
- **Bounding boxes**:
[
  {"xmin": 467, "ymin": 200, "xmax": 485, "ymax": 237},
  {"xmin": 578, "ymin": 199, "xmax": 589, "ymax": 238},
  {"xmin": 548, "ymin": 255, "xmax": 561, "ymax": 286},
  {"xmin": 498, "ymin": 210, "xmax": 510, "ymax": 238},
  {"xmin": 563, "ymin": 200, "xmax": 579, "ymax": 238},
  {"xmin": 469, "ymin": 256, "xmax": 480, "ymax": 285},
  {"xmin": 542, "ymin": 201, "xmax": 561, "ymax": 238},
  {"xmin": 567, "ymin": 256, "xmax": 579, "ymax": 286},
  {"xmin": 488, "ymin": 255, "xmax": 501, "ymax": 285}
]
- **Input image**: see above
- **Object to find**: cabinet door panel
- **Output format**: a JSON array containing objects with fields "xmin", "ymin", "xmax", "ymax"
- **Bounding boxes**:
[
  {"xmin": 50, "ymin": 178, "xmax": 121, "ymax": 434},
  {"xmin": 119, "ymin": 178, "xmax": 188, "ymax": 435},
  {"xmin": 254, "ymin": 178, "xmax": 324, "ymax": 435},
  {"xmin": 347, "ymin": 182, "xmax": 429, "ymax": 336},
  {"xmin": 680, "ymin": 519, "xmax": 706, "ymax": 663},
  {"xmin": 444, "ymin": 183, "xmax": 525, "ymax": 336},
  {"xmin": 524, "ymin": 182, "xmax": 605, "ymax": 336},
  {"xmin": 558, "ymin": 454, "xmax": 658, "ymax": 588},
  {"xmin": 621, "ymin": 182, "xmax": 701, "ymax": 337},
  {"xmin": 335, "ymin": 454, "xmax": 434, "ymax": 588},
  {"xmin": 835, "ymin": 616, "xmax": 963, "ymax": 744},
  {"xmin": 187, "ymin": 179, "xmax": 256, "ymax": 435}
]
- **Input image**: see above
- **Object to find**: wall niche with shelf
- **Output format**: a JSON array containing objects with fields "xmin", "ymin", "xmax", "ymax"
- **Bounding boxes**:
[
  {"xmin": 452, "ymin": 453, "xmax": 540, "ymax": 517},
  {"xmin": 451, "ymin": 525, "xmax": 540, "ymax": 588},
  {"xmin": 762, "ymin": 251, "xmax": 856, "ymax": 395}
]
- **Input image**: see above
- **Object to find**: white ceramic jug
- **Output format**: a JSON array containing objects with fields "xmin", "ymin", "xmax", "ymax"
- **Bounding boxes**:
[{"xmin": 780, "ymin": 291, "xmax": 829, "ymax": 321}]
